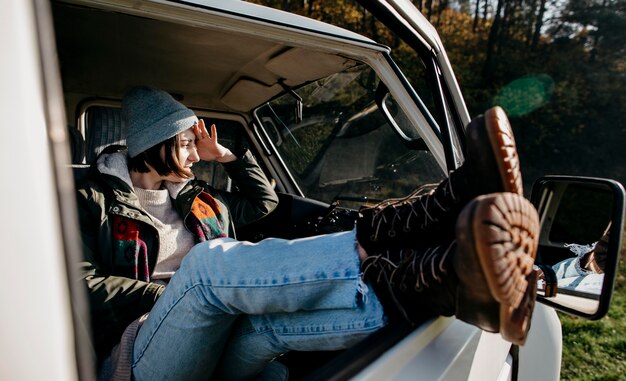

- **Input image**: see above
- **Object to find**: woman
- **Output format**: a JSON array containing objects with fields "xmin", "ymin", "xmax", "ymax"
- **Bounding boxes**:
[{"xmin": 78, "ymin": 87, "xmax": 539, "ymax": 380}]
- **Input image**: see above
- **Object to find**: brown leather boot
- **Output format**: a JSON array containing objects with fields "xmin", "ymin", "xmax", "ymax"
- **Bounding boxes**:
[
  {"xmin": 361, "ymin": 192, "xmax": 539, "ymax": 345},
  {"xmin": 356, "ymin": 106, "xmax": 523, "ymax": 252}
]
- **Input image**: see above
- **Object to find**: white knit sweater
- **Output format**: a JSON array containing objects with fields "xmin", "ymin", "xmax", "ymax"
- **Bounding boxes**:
[{"xmin": 134, "ymin": 187, "xmax": 196, "ymax": 280}]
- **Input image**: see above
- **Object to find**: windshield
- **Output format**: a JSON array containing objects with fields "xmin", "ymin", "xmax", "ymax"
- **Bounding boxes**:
[{"xmin": 255, "ymin": 64, "xmax": 443, "ymax": 206}]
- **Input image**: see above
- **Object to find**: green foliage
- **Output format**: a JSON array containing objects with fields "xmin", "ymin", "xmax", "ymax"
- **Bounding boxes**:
[{"xmin": 559, "ymin": 235, "xmax": 626, "ymax": 381}]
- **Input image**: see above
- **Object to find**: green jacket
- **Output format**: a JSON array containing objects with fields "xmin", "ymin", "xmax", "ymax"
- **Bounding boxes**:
[{"xmin": 76, "ymin": 148, "xmax": 278, "ymax": 359}]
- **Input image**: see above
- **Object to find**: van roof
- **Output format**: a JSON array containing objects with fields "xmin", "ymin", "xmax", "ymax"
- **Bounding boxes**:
[
  {"xmin": 182, "ymin": 0, "xmax": 380, "ymax": 46},
  {"xmin": 54, "ymin": 0, "xmax": 386, "ymax": 112}
]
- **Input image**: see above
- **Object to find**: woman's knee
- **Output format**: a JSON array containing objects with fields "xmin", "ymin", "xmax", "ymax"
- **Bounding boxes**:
[{"xmin": 177, "ymin": 238, "xmax": 240, "ymax": 282}]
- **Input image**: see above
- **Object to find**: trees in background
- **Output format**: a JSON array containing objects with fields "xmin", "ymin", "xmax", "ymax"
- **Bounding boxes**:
[{"xmin": 250, "ymin": 0, "xmax": 626, "ymax": 189}]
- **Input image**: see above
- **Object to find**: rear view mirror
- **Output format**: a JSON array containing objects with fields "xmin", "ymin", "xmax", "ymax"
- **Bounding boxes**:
[
  {"xmin": 375, "ymin": 83, "xmax": 428, "ymax": 151},
  {"xmin": 530, "ymin": 176, "xmax": 625, "ymax": 319}
]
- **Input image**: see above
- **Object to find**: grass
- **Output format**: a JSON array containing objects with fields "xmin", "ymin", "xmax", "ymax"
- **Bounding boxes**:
[{"xmin": 559, "ymin": 237, "xmax": 626, "ymax": 381}]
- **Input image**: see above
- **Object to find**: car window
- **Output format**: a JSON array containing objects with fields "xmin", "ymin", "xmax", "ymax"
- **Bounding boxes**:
[{"xmin": 255, "ymin": 64, "xmax": 444, "ymax": 207}]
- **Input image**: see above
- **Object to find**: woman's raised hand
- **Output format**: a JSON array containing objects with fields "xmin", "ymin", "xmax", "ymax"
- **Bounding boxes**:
[{"xmin": 193, "ymin": 119, "xmax": 237, "ymax": 163}]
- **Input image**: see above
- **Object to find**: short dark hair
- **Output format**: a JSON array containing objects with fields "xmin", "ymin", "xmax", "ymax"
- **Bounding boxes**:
[{"xmin": 128, "ymin": 134, "xmax": 190, "ymax": 179}]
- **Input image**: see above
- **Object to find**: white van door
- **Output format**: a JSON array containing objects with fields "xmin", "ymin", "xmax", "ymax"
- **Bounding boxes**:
[{"xmin": 1, "ymin": 1, "xmax": 92, "ymax": 380}]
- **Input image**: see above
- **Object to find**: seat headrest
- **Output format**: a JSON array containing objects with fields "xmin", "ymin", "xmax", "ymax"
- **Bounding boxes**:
[
  {"xmin": 68, "ymin": 126, "xmax": 85, "ymax": 164},
  {"xmin": 85, "ymin": 106, "xmax": 126, "ymax": 163}
]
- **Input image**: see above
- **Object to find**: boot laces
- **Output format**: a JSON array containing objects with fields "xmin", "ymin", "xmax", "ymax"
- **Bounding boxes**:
[
  {"xmin": 441, "ymin": 176, "xmax": 458, "ymax": 204},
  {"xmin": 391, "ymin": 241, "xmax": 455, "ymax": 291},
  {"xmin": 364, "ymin": 183, "xmax": 451, "ymax": 241},
  {"xmin": 362, "ymin": 242, "xmax": 454, "ymax": 291},
  {"xmin": 361, "ymin": 242, "xmax": 455, "ymax": 324},
  {"xmin": 361, "ymin": 250, "xmax": 405, "ymax": 284}
]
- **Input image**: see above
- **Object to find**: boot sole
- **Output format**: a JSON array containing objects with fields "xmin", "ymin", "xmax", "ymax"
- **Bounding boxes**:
[
  {"xmin": 467, "ymin": 106, "xmax": 523, "ymax": 196},
  {"xmin": 484, "ymin": 107, "xmax": 523, "ymax": 195},
  {"xmin": 458, "ymin": 192, "xmax": 539, "ymax": 345}
]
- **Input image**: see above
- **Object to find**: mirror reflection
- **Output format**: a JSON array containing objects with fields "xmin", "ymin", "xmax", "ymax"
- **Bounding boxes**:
[{"xmin": 534, "ymin": 181, "xmax": 615, "ymax": 315}]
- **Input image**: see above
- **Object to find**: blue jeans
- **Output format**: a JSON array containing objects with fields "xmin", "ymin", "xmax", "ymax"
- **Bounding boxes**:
[{"xmin": 132, "ymin": 230, "xmax": 386, "ymax": 381}]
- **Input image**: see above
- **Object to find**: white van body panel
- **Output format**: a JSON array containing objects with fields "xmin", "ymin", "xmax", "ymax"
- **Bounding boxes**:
[
  {"xmin": 0, "ymin": 1, "xmax": 77, "ymax": 380},
  {"xmin": 351, "ymin": 318, "xmax": 517, "ymax": 381},
  {"xmin": 351, "ymin": 318, "xmax": 473, "ymax": 380},
  {"xmin": 519, "ymin": 304, "xmax": 562, "ymax": 381}
]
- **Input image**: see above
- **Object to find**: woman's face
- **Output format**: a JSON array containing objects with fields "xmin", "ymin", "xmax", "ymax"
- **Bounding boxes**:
[{"xmin": 161, "ymin": 127, "xmax": 200, "ymax": 182}]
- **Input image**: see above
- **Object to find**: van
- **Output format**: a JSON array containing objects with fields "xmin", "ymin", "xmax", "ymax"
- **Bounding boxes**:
[{"xmin": 2, "ymin": 0, "xmax": 623, "ymax": 379}]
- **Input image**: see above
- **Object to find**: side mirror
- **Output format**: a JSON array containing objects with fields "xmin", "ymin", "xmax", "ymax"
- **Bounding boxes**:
[{"xmin": 530, "ymin": 176, "xmax": 625, "ymax": 319}]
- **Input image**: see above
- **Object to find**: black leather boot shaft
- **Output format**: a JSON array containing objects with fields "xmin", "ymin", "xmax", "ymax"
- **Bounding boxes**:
[
  {"xmin": 356, "ymin": 175, "xmax": 463, "ymax": 254},
  {"xmin": 360, "ymin": 243, "xmax": 458, "ymax": 324}
]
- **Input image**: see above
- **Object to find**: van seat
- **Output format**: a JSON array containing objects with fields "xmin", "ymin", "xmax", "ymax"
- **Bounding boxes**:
[
  {"xmin": 86, "ymin": 106, "xmax": 125, "ymax": 163},
  {"xmin": 68, "ymin": 126, "xmax": 86, "ymax": 164},
  {"xmin": 71, "ymin": 164, "xmax": 91, "ymax": 186}
]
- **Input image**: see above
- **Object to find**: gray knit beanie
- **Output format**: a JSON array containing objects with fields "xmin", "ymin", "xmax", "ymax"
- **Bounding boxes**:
[{"xmin": 123, "ymin": 86, "xmax": 198, "ymax": 158}]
